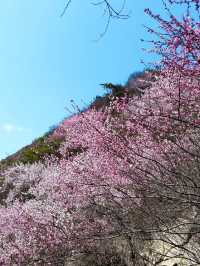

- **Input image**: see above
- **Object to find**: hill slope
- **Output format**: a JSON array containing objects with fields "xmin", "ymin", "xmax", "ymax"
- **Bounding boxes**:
[{"xmin": 0, "ymin": 70, "xmax": 157, "ymax": 171}]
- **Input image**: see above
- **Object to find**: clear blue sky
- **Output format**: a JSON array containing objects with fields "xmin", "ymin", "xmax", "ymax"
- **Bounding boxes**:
[{"xmin": 0, "ymin": 0, "xmax": 175, "ymax": 159}]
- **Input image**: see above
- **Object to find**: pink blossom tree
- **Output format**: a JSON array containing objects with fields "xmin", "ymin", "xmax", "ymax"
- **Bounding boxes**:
[{"xmin": 0, "ymin": 0, "xmax": 200, "ymax": 265}]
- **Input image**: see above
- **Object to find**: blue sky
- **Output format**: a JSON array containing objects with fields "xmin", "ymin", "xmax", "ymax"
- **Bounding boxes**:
[{"xmin": 0, "ymin": 0, "xmax": 175, "ymax": 159}]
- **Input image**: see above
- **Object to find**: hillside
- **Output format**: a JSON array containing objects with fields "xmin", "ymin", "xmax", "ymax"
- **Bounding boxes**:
[{"xmin": 0, "ymin": 70, "xmax": 157, "ymax": 171}]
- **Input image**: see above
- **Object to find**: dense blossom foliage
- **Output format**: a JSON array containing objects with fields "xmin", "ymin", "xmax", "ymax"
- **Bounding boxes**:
[{"xmin": 0, "ymin": 0, "xmax": 200, "ymax": 265}]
